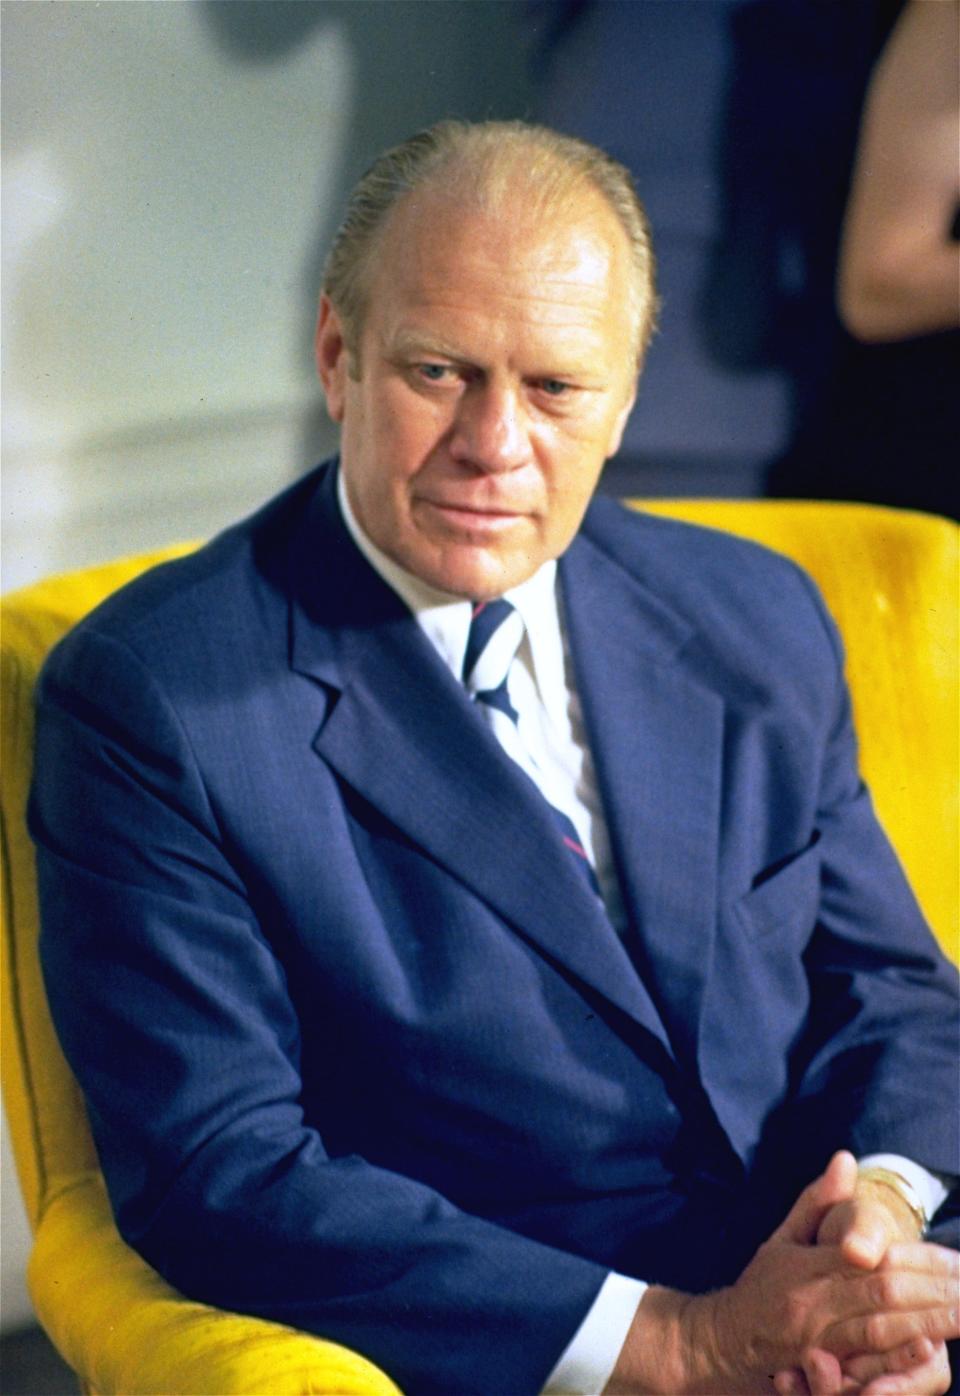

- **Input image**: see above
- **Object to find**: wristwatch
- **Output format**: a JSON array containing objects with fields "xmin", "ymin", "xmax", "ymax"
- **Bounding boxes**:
[{"xmin": 857, "ymin": 1165, "xmax": 929, "ymax": 1236}]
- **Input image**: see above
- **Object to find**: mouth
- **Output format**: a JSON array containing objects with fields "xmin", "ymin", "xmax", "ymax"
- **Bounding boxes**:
[{"xmin": 416, "ymin": 499, "xmax": 529, "ymax": 532}]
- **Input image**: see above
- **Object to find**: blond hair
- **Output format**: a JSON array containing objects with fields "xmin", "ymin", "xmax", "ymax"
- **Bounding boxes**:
[{"xmin": 322, "ymin": 119, "xmax": 658, "ymax": 367}]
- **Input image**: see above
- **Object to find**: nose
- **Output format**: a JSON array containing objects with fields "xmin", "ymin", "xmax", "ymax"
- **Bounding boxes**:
[{"xmin": 448, "ymin": 382, "xmax": 530, "ymax": 473}]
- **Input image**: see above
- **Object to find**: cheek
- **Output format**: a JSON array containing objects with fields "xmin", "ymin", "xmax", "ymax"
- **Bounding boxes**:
[
  {"xmin": 545, "ymin": 430, "xmax": 606, "ymax": 495},
  {"xmin": 383, "ymin": 395, "xmax": 451, "ymax": 469}
]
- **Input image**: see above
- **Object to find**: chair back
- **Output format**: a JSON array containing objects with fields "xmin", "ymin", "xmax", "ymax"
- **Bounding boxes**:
[{"xmin": 2, "ymin": 543, "xmax": 197, "ymax": 1231}]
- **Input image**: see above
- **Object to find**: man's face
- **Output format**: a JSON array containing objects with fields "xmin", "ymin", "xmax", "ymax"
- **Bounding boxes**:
[{"xmin": 316, "ymin": 184, "xmax": 639, "ymax": 599}]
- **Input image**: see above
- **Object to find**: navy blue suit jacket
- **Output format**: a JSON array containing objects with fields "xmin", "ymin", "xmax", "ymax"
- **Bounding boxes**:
[{"xmin": 32, "ymin": 462, "xmax": 958, "ymax": 1394}]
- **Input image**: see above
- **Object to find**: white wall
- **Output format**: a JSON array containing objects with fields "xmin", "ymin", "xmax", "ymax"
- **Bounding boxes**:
[
  {"xmin": 3, "ymin": 1, "xmax": 343, "ymax": 590},
  {"xmin": 1, "ymin": 0, "xmax": 530, "ymax": 1332}
]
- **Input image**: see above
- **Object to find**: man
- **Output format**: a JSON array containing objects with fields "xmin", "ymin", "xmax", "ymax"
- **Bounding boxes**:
[{"xmin": 31, "ymin": 121, "xmax": 959, "ymax": 1395}]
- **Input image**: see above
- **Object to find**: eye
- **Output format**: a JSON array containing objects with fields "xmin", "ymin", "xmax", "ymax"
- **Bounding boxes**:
[
  {"xmin": 537, "ymin": 378, "xmax": 572, "ymax": 397},
  {"xmin": 416, "ymin": 363, "xmax": 453, "ymax": 383}
]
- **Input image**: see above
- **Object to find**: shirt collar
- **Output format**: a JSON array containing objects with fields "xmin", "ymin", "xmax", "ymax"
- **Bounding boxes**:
[{"xmin": 336, "ymin": 465, "xmax": 561, "ymax": 691}]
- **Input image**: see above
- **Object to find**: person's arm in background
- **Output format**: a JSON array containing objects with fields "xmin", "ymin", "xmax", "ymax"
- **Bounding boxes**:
[{"xmin": 838, "ymin": 0, "xmax": 959, "ymax": 342}]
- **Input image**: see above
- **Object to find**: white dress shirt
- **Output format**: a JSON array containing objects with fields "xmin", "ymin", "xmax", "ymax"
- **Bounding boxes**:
[{"xmin": 336, "ymin": 471, "xmax": 949, "ymax": 1395}]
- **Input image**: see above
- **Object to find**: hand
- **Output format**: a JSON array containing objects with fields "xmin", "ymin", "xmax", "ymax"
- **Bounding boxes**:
[
  {"xmin": 774, "ymin": 1332, "xmax": 951, "ymax": 1396},
  {"xmin": 840, "ymin": 1328, "xmax": 951, "ymax": 1396},
  {"xmin": 605, "ymin": 1152, "xmax": 856, "ymax": 1394},
  {"xmin": 694, "ymin": 1153, "xmax": 950, "ymax": 1393},
  {"xmin": 817, "ymin": 1172, "xmax": 923, "ymax": 1269},
  {"xmin": 603, "ymin": 1152, "xmax": 959, "ymax": 1395},
  {"xmin": 774, "ymin": 1172, "xmax": 951, "ymax": 1396},
  {"xmin": 828, "ymin": 1180, "xmax": 952, "ymax": 1396},
  {"xmin": 773, "ymin": 1240, "xmax": 956, "ymax": 1396}
]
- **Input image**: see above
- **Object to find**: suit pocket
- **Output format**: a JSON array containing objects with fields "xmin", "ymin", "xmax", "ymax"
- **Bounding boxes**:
[{"xmin": 733, "ymin": 835, "xmax": 822, "ymax": 940}]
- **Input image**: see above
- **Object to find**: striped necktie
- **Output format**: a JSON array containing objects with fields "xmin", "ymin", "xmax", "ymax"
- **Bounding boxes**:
[{"xmin": 463, "ymin": 599, "xmax": 601, "ymax": 897}]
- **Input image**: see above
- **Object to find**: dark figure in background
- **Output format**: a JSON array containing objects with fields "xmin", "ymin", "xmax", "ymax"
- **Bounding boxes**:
[
  {"xmin": 530, "ymin": 0, "xmax": 957, "ymax": 518},
  {"xmin": 777, "ymin": 0, "xmax": 959, "ymax": 520}
]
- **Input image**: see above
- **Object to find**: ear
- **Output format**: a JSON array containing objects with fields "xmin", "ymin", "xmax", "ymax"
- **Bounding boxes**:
[
  {"xmin": 606, "ymin": 378, "xmax": 638, "ymax": 459},
  {"xmin": 314, "ymin": 295, "xmax": 349, "ymax": 423}
]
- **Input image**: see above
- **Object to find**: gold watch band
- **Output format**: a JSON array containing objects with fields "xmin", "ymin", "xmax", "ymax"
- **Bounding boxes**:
[{"xmin": 857, "ymin": 1165, "xmax": 929, "ymax": 1236}]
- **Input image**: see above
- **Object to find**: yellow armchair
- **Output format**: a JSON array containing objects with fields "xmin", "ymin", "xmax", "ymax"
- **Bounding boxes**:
[{"xmin": 1, "ymin": 503, "xmax": 956, "ymax": 1395}]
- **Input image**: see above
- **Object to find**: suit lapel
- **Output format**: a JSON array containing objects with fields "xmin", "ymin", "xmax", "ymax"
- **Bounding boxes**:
[
  {"xmin": 287, "ymin": 470, "xmax": 674, "ymax": 1056},
  {"xmin": 561, "ymin": 530, "xmax": 724, "ymax": 1071}
]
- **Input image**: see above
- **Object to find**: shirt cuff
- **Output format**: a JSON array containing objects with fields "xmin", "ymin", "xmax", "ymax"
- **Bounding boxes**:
[
  {"xmin": 858, "ymin": 1152, "xmax": 953, "ymax": 1222},
  {"xmin": 541, "ymin": 1272, "xmax": 647, "ymax": 1395}
]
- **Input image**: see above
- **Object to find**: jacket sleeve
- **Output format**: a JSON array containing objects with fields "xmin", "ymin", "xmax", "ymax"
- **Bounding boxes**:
[
  {"xmin": 30, "ymin": 625, "xmax": 608, "ymax": 1396},
  {"xmin": 771, "ymin": 569, "xmax": 959, "ymax": 1194}
]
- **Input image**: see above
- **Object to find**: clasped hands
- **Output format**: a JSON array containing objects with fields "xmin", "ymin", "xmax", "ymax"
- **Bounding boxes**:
[{"xmin": 605, "ymin": 1151, "xmax": 958, "ymax": 1396}]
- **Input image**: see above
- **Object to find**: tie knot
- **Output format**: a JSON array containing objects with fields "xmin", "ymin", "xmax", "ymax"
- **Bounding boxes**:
[{"xmin": 462, "ymin": 599, "xmax": 523, "ymax": 696}]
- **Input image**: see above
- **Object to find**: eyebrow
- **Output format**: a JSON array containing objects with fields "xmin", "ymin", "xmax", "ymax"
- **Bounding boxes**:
[{"xmin": 388, "ymin": 330, "xmax": 472, "ymax": 363}]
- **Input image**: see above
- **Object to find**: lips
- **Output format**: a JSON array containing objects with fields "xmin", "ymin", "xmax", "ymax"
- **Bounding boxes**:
[
  {"xmin": 417, "ymin": 498, "xmax": 528, "ymax": 518},
  {"xmin": 415, "ymin": 498, "xmax": 531, "ymax": 538}
]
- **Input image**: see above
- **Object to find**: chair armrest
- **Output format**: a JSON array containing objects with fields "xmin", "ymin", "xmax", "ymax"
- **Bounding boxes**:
[{"xmin": 28, "ymin": 1173, "xmax": 402, "ymax": 1396}]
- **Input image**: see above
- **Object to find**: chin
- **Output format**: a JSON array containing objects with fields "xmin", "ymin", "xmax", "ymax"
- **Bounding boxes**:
[{"xmin": 427, "ymin": 550, "xmax": 533, "ymax": 602}]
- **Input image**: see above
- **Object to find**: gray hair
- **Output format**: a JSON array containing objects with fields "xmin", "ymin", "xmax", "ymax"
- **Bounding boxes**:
[{"xmin": 321, "ymin": 119, "xmax": 658, "ymax": 368}]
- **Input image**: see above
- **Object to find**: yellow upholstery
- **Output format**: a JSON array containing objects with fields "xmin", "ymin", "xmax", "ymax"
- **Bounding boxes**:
[
  {"xmin": 1, "ymin": 502, "xmax": 956, "ymax": 1394},
  {"xmin": 30, "ymin": 1176, "xmax": 400, "ymax": 1396}
]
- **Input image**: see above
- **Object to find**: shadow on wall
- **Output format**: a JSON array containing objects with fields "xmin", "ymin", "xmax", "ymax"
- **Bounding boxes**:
[{"xmin": 199, "ymin": 0, "xmax": 535, "ymax": 474}]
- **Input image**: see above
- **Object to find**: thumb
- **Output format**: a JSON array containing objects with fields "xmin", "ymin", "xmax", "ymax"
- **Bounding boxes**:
[
  {"xmin": 802, "ymin": 1347, "xmax": 845, "ymax": 1396},
  {"xmin": 841, "ymin": 1208, "xmax": 890, "ymax": 1270},
  {"xmin": 773, "ymin": 1151, "xmax": 859, "ymax": 1246}
]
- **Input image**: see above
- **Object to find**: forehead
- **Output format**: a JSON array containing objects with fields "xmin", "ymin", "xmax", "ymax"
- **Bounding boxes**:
[{"xmin": 364, "ymin": 183, "xmax": 634, "ymax": 359}]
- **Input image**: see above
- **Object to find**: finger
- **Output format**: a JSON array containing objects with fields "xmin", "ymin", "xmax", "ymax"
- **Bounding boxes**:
[
  {"xmin": 844, "ymin": 1336, "xmax": 936, "ymax": 1382},
  {"xmin": 881, "ymin": 1242, "xmax": 960, "ymax": 1277},
  {"xmin": 824, "ymin": 1303, "xmax": 959, "ymax": 1357},
  {"xmin": 817, "ymin": 1199, "xmax": 855, "ymax": 1249},
  {"xmin": 841, "ymin": 1210, "xmax": 895, "ymax": 1272},
  {"xmin": 859, "ymin": 1269, "xmax": 959, "ymax": 1314},
  {"xmin": 802, "ymin": 1347, "xmax": 845, "ymax": 1396},
  {"xmin": 775, "ymin": 1152, "xmax": 860, "ymax": 1246},
  {"xmin": 816, "ymin": 1262, "xmax": 957, "ymax": 1339},
  {"xmin": 774, "ymin": 1368, "xmax": 810, "ymax": 1396},
  {"xmin": 859, "ymin": 1344, "xmax": 950, "ymax": 1396}
]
